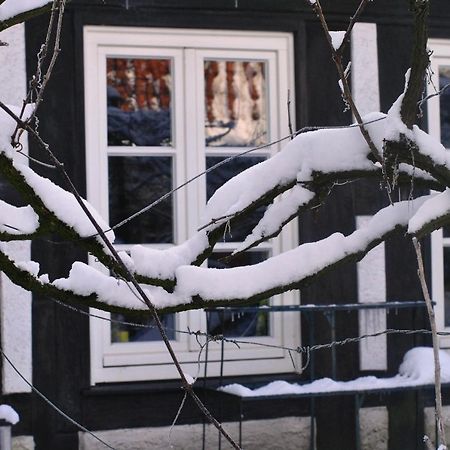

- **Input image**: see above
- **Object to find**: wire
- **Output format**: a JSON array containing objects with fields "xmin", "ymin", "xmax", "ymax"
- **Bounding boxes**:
[
  {"xmin": 0, "ymin": 347, "xmax": 116, "ymax": 450},
  {"xmin": 49, "ymin": 296, "xmax": 441, "ymax": 359}
]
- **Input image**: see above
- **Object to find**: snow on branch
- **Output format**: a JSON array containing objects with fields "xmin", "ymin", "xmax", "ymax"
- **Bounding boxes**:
[
  {"xmin": 3, "ymin": 196, "xmax": 426, "ymax": 315},
  {"xmin": 0, "ymin": 73, "xmax": 449, "ymax": 314},
  {"xmin": 17, "ymin": 163, "xmax": 114, "ymax": 243},
  {"xmin": 53, "ymin": 262, "xmax": 184, "ymax": 311},
  {"xmin": 171, "ymin": 197, "xmax": 429, "ymax": 307},
  {"xmin": 129, "ymin": 117, "xmax": 386, "ymax": 281},
  {"xmin": 203, "ymin": 116, "xmax": 381, "ymax": 226},
  {"xmin": 0, "ymin": 201, "xmax": 39, "ymax": 238},
  {"xmin": 232, "ymin": 185, "xmax": 315, "ymax": 255},
  {"xmin": 408, "ymin": 190, "xmax": 450, "ymax": 238},
  {"xmin": 116, "ymin": 106, "xmax": 447, "ymax": 284},
  {"xmin": 0, "ymin": 0, "xmax": 51, "ymax": 31}
]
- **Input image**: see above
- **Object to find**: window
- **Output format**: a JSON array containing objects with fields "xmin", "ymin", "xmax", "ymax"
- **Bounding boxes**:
[
  {"xmin": 428, "ymin": 39, "xmax": 450, "ymax": 345},
  {"xmin": 84, "ymin": 27, "xmax": 299, "ymax": 383}
]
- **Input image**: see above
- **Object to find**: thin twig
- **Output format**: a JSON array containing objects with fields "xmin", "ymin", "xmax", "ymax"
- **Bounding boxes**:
[
  {"xmin": 168, "ymin": 392, "xmax": 188, "ymax": 448},
  {"xmin": 16, "ymin": 148, "xmax": 57, "ymax": 169},
  {"xmin": 287, "ymin": 89, "xmax": 294, "ymax": 140},
  {"xmin": 13, "ymin": 0, "xmax": 65, "ymax": 144},
  {"xmin": 29, "ymin": 0, "xmax": 65, "ymax": 119},
  {"xmin": 340, "ymin": 0, "xmax": 370, "ymax": 52},
  {"xmin": 413, "ymin": 237, "xmax": 447, "ymax": 450},
  {"xmin": 311, "ymin": 0, "xmax": 381, "ymax": 164},
  {"xmin": 418, "ymin": 83, "xmax": 450, "ymax": 109}
]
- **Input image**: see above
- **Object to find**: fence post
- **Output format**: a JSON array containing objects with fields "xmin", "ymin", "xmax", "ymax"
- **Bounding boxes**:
[{"xmin": 0, "ymin": 419, "xmax": 12, "ymax": 450}]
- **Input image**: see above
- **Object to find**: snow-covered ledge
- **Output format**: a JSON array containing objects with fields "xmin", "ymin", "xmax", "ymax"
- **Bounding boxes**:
[
  {"xmin": 219, "ymin": 348, "xmax": 449, "ymax": 397},
  {"xmin": 0, "ymin": 23, "xmax": 32, "ymax": 394}
]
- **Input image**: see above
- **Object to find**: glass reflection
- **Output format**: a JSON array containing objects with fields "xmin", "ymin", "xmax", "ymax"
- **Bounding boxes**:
[
  {"xmin": 108, "ymin": 156, "xmax": 173, "ymax": 244},
  {"xmin": 107, "ymin": 58, "xmax": 172, "ymax": 146},
  {"xmin": 207, "ymin": 251, "xmax": 269, "ymax": 337},
  {"xmin": 439, "ymin": 66, "xmax": 450, "ymax": 149},
  {"xmin": 206, "ymin": 156, "xmax": 265, "ymax": 242},
  {"xmin": 111, "ymin": 313, "xmax": 175, "ymax": 343},
  {"xmin": 204, "ymin": 60, "xmax": 267, "ymax": 147},
  {"xmin": 445, "ymin": 248, "xmax": 450, "ymax": 327},
  {"xmin": 444, "ymin": 226, "xmax": 450, "ymax": 238}
]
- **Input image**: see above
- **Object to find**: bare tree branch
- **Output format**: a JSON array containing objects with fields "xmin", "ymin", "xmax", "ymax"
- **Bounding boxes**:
[
  {"xmin": 400, "ymin": 0, "xmax": 430, "ymax": 128},
  {"xmin": 340, "ymin": 0, "xmax": 371, "ymax": 52}
]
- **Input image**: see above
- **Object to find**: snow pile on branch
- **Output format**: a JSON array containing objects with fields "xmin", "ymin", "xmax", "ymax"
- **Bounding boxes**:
[
  {"xmin": 17, "ymin": 164, "xmax": 115, "ymax": 243},
  {"xmin": 131, "ymin": 232, "xmax": 209, "ymax": 281},
  {"xmin": 203, "ymin": 116, "xmax": 382, "ymax": 228},
  {"xmin": 0, "ymin": 0, "xmax": 50, "ymax": 22},
  {"xmin": 408, "ymin": 189, "xmax": 450, "ymax": 234},
  {"xmin": 53, "ymin": 262, "xmax": 185, "ymax": 310},
  {"xmin": 0, "ymin": 104, "xmax": 114, "ymax": 245},
  {"xmin": 220, "ymin": 347, "xmax": 450, "ymax": 397},
  {"xmin": 48, "ymin": 197, "xmax": 428, "ymax": 309},
  {"xmin": 233, "ymin": 185, "xmax": 314, "ymax": 254},
  {"xmin": 0, "ymin": 404, "xmax": 19, "ymax": 425},
  {"xmin": 173, "ymin": 197, "xmax": 427, "ymax": 303},
  {"xmin": 130, "ymin": 98, "xmax": 448, "ymax": 285},
  {"xmin": 0, "ymin": 201, "xmax": 38, "ymax": 235}
]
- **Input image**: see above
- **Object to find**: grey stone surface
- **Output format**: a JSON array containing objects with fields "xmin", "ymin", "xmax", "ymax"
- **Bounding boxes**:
[
  {"xmin": 360, "ymin": 407, "xmax": 388, "ymax": 450},
  {"xmin": 12, "ymin": 436, "xmax": 34, "ymax": 450},
  {"xmin": 79, "ymin": 417, "xmax": 312, "ymax": 450}
]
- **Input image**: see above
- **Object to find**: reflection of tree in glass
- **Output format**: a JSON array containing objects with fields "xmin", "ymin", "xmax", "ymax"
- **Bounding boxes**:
[
  {"xmin": 106, "ymin": 58, "xmax": 172, "ymax": 146},
  {"xmin": 108, "ymin": 156, "xmax": 173, "ymax": 244},
  {"xmin": 207, "ymin": 251, "xmax": 269, "ymax": 337},
  {"xmin": 107, "ymin": 58, "xmax": 171, "ymax": 111},
  {"xmin": 439, "ymin": 68, "xmax": 450, "ymax": 149},
  {"xmin": 440, "ymin": 70, "xmax": 450, "ymax": 239},
  {"xmin": 444, "ymin": 248, "xmax": 450, "ymax": 327},
  {"xmin": 204, "ymin": 60, "xmax": 267, "ymax": 147},
  {"xmin": 111, "ymin": 312, "xmax": 175, "ymax": 343}
]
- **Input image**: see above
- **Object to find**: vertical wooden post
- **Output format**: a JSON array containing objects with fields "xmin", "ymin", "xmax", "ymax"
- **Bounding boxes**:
[{"xmin": 0, "ymin": 419, "xmax": 12, "ymax": 450}]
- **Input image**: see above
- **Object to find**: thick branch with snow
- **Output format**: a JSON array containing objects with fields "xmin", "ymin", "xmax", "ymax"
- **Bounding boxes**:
[
  {"xmin": 0, "ymin": 88, "xmax": 448, "ymax": 315},
  {"xmin": 0, "ymin": 0, "xmax": 446, "ymax": 318}
]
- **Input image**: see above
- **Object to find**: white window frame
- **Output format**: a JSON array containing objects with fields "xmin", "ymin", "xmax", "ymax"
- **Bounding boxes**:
[
  {"xmin": 427, "ymin": 39, "xmax": 450, "ymax": 346},
  {"xmin": 84, "ymin": 26, "xmax": 300, "ymax": 383}
]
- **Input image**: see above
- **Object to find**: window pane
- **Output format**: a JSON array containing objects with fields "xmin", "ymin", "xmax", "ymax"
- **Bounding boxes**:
[
  {"xmin": 444, "ymin": 226, "xmax": 450, "ymax": 238},
  {"xmin": 111, "ymin": 313, "xmax": 175, "ymax": 343},
  {"xmin": 439, "ymin": 66, "xmax": 450, "ymax": 149},
  {"xmin": 207, "ymin": 251, "xmax": 269, "ymax": 337},
  {"xmin": 108, "ymin": 156, "xmax": 173, "ymax": 244},
  {"xmin": 204, "ymin": 60, "xmax": 267, "ymax": 147},
  {"xmin": 206, "ymin": 156, "xmax": 265, "ymax": 242},
  {"xmin": 107, "ymin": 58, "xmax": 172, "ymax": 146},
  {"xmin": 445, "ymin": 248, "xmax": 450, "ymax": 327}
]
